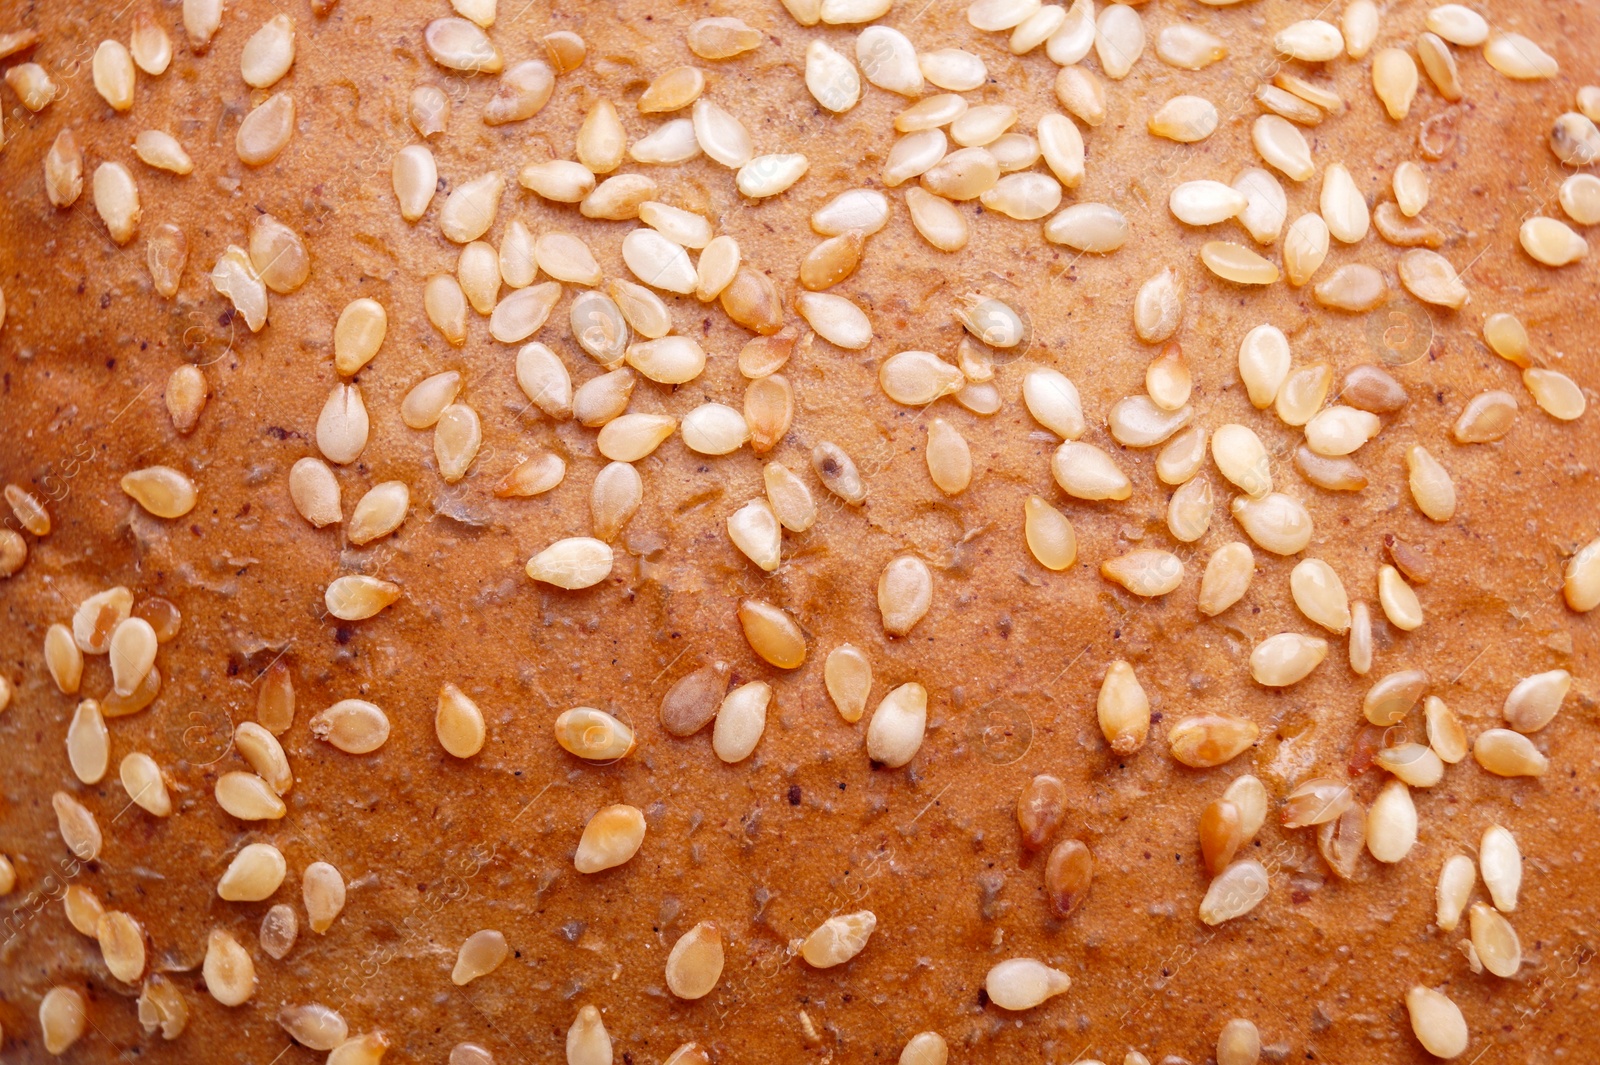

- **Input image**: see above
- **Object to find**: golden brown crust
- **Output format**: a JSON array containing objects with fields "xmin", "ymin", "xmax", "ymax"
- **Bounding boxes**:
[{"xmin": 0, "ymin": 1, "xmax": 1597, "ymax": 1062}]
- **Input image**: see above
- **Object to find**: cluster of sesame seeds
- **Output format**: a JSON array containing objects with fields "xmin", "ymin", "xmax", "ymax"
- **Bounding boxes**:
[{"xmin": 0, "ymin": 0, "xmax": 1595, "ymax": 1058}]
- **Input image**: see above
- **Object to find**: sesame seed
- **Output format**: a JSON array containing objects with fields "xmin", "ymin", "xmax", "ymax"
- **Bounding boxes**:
[
  {"xmin": 409, "ymin": 85, "xmax": 450, "ymax": 138},
  {"xmin": 866, "ymin": 683, "xmax": 928, "ymax": 767},
  {"xmin": 665, "ymin": 921, "xmax": 724, "ymax": 999},
  {"xmin": 727, "ymin": 499, "xmax": 781, "ymax": 570},
  {"xmin": 591, "ymin": 461, "xmax": 643, "ymax": 540},
  {"xmin": 525, "ymin": 538, "xmax": 613, "ymax": 590},
  {"xmin": 203, "ymin": 928, "xmax": 257, "ymax": 1006},
  {"xmin": 1016, "ymin": 774, "xmax": 1066, "ymax": 850},
  {"xmin": 1564, "ymin": 536, "xmax": 1600, "ymax": 611},
  {"xmin": 452, "ymin": 929, "xmax": 509, "ymax": 985},
  {"xmin": 1097, "ymin": 660, "xmax": 1150, "ymax": 752},
  {"xmin": 137, "ymin": 974, "xmax": 189, "ymax": 1040},
  {"xmin": 423, "ymin": 17, "xmax": 502, "ymax": 72},
  {"xmin": 302, "ymin": 861, "xmax": 347, "ymax": 933},
  {"xmin": 1473, "ymin": 728, "xmax": 1548, "ymax": 777},
  {"xmin": 1053, "ymin": 441, "xmax": 1131, "ymax": 501},
  {"xmin": 984, "ymin": 957, "xmax": 1071, "ymax": 1010},
  {"xmin": 44, "ymin": 130, "xmax": 84, "ymax": 207},
  {"xmin": 1480, "ymin": 824, "xmax": 1522, "ymax": 913},
  {"xmin": 1520, "ymin": 216, "xmax": 1589, "ymax": 266},
  {"xmin": 259, "ymin": 904, "xmax": 298, "ymax": 959},
  {"xmin": 1199, "ymin": 859, "xmax": 1269, "ymax": 924},
  {"xmin": 1197, "ymin": 541, "xmax": 1255, "ymax": 616},
  {"xmin": 279, "ymin": 1004, "xmax": 349, "ymax": 1051},
  {"xmin": 801, "ymin": 910, "xmax": 878, "ymax": 967},
  {"xmin": 309, "ymin": 699, "xmax": 391, "ymax": 754},
  {"xmin": 328, "ymin": 1033, "xmax": 390, "ymax": 1065},
  {"xmin": 240, "ymin": 14, "xmax": 294, "ymax": 88},
  {"xmin": 45, "ymin": 624, "xmax": 84, "ymax": 695},
  {"xmin": 1503, "ymin": 669, "xmax": 1570, "ymax": 733},
  {"xmin": 899, "ymin": 1032, "xmax": 949, "ymax": 1065},
  {"xmin": 555, "ymin": 707, "xmax": 636, "ymax": 762},
  {"xmin": 1217, "ymin": 1019, "xmax": 1261, "ymax": 1065},
  {"xmin": 1405, "ymin": 985, "xmax": 1468, "ymax": 1058},
  {"xmin": 119, "ymin": 752, "xmax": 172, "ymax": 816},
  {"xmin": 1024, "ymin": 496, "xmax": 1077, "ymax": 571},
  {"xmin": 39, "ymin": 987, "xmax": 87, "ymax": 1054},
  {"xmin": 568, "ymin": 1007, "xmax": 612, "ymax": 1065},
  {"xmin": 1250, "ymin": 632, "xmax": 1328, "ymax": 687},
  {"xmin": 1469, "ymin": 903, "xmax": 1521, "ymax": 977},
  {"xmin": 1485, "ymin": 33, "xmax": 1558, "ymax": 79},
  {"xmin": 437, "ymin": 682, "xmax": 487, "ymax": 757},
  {"xmin": 130, "ymin": 13, "xmax": 173, "ymax": 74},
  {"xmin": 1169, "ymin": 713, "xmax": 1259, "ymax": 767},
  {"xmin": 660, "ymin": 665, "xmax": 727, "ymax": 736},
  {"xmin": 218, "ymin": 842, "xmax": 288, "ymax": 902}
]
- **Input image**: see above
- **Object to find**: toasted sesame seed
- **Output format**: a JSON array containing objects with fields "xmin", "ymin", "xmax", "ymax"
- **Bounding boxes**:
[
  {"xmin": 235, "ymin": 722, "xmax": 293, "ymax": 795},
  {"xmin": 215, "ymin": 771, "xmax": 287, "ymax": 820},
  {"xmin": 1169, "ymin": 714, "xmax": 1259, "ymax": 767},
  {"xmin": 661, "ymin": 665, "xmax": 727, "ymax": 737},
  {"xmin": 583, "ymin": 174, "xmax": 659, "ymax": 220},
  {"xmin": 665, "ymin": 921, "xmax": 724, "ymax": 999},
  {"xmin": 1406, "ymin": 985, "xmax": 1468, "ymax": 1058},
  {"xmin": 878, "ymin": 556, "xmax": 933, "ymax": 637},
  {"xmin": 1365, "ymin": 779, "xmax": 1417, "ymax": 863},
  {"xmin": 302, "ymin": 861, "xmax": 346, "ymax": 933},
  {"xmin": 985, "ymin": 958, "xmax": 1071, "ymax": 1010},
  {"xmin": 203, "ymin": 929, "xmax": 256, "ymax": 1006},
  {"xmin": 811, "ymin": 441, "xmax": 866, "ymax": 504},
  {"xmin": 1199, "ymin": 859, "xmax": 1269, "ymax": 924},
  {"xmin": 4, "ymin": 62, "xmax": 56, "ymax": 110},
  {"xmin": 568, "ymin": 1007, "xmax": 612, "ymax": 1065},
  {"xmin": 1145, "ymin": 93, "xmax": 1216, "ymax": 143},
  {"xmin": 924, "ymin": 418, "xmax": 972, "ymax": 495},
  {"xmin": 40, "ymin": 986, "xmax": 88, "ymax": 1054},
  {"xmin": 800, "ymin": 910, "xmax": 878, "ymax": 968},
  {"xmin": 327, "ymin": 1033, "xmax": 390, "ymax": 1065},
  {"xmin": 280, "ymin": 1004, "xmax": 349, "ymax": 1051},
  {"xmin": 1363, "ymin": 668, "xmax": 1428, "ymax": 726},
  {"xmin": 1477, "ymin": 824, "xmax": 1522, "ymax": 915},
  {"xmin": 137, "ymin": 974, "xmax": 189, "ymax": 1040},
  {"xmin": 307, "ymin": 699, "xmax": 390, "ymax": 755},
  {"xmin": 1282, "ymin": 777, "xmax": 1355, "ymax": 830},
  {"xmin": 1416, "ymin": 33, "xmax": 1462, "ymax": 101},
  {"xmin": 590, "ymin": 461, "xmax": 643, "ymax": 541},
  {"xmin": 1275, "ymin": 363, "xmax": 1333, "ymax": 426},
  {"xmin": 91, "ymin": 161, "xmax": 142, "ymax": 246},
  {"xmin": 64, "ymin": 885, "xmax": 104, "ymax": 936},
  {"xmin": 1016, "ymin": 774, "xmax": 1066, "ymax": 850},
  {"xmin": 1375, "ymin": 742, "xmax": 1446, "ymax": 787},
  {"xmin": 1045, "ymin": 838, "xmax": 1093, "ymax": 916},
  {"xmin": 1521, "ymin": 216, "xmax": 1588, "ymax": 265},
  {"xmin": 575, "ymin": 99, "xmax": 625, "ymax": 172},
  {"xmin": 102, "ymin": 666, "xmax": 161, "ymax": 719}
]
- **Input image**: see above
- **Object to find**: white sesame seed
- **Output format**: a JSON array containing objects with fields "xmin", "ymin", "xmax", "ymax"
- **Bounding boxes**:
[
  {"xmin": 1199, "ymin": 859, "xmax": 1269, "ymax": 924},
  {"xmin": 665, "ymin": 922, "xmax": 724, "ymax": 999},
  {"xmin": 1094, "ymin": 4, "xmax": 1144, "ymax": 79},
  {"xmin": 309, "ymin": 700, "xmax": 391, "ymax": 754},
  {"xmin": 203, "ymin": 929, "xmax": 257, "ymax": 1006},
  {"xmin": 801, "ymin": 910, "xmax": 879, "ymax": 967},
  {"xmin": 236, "ymin": 93, "xmax": 295, "ymax": 166},
  {"xmin": 985, "ymin": 957, "xmax": 1071, "ymax": 1009},
  {"xmin": 526, "ymin": 538, "xmax": 614, "ymax": 590},
  {"xmin": 1485, "ymin": 33, "xmax": 1558, "ymax": 79}
]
